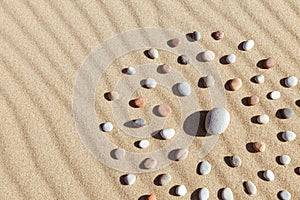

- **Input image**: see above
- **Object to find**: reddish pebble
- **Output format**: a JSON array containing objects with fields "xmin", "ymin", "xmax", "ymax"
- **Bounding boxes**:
[
  {"xmin": 212, "ymin": 30, "xmax": 224, "ymax": 40},
  {"xmin": 147, "ymin": 194, "xmax": 156, "ymax": 200},
  {"xmin": 229, "ymin": 78, "xmax": 242, "ymax": 91},
  {"xmin": 248, "ymin": 95, "xmax": 259, "ymax": 106},
  {"xmin": 168, "ymin": 38, "xmax": 179, "ymax": 47},
  {"xmin": 132, "ymin": 98, "xmax": 145, "ymax": 108},
  {"xmin": 157, "ymin": 104, "xmax": 172, "ymax": 117},
  {"xmin": 263, "ymin": 57, "xmax": 276, "ymax": 69},
  {"xmin": 161, "ymin": 64, "xmax": 171, "ymax": 73},
  {"xmin": 253, "ymin": 141, "xmax": 266, "ymax": 152}
]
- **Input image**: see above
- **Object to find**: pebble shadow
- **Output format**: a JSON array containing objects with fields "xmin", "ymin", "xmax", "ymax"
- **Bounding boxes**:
[
  {"xmin": 121, "ymin": 68, "xmax": 128, "ymax": 74},
  {"xmin": 157, "ymin": 64, "xmax": 166, "ymax": 74},
  {"xmin": 224, "ymin": 156, "xmax": 233, "ymax": 167},
  {"xmin": 280, "ymin": 78, "xmax": 288, "ymax": 87},
  {"xmin": 185, "ymin": 33, "xmax": 195, "ymax": 42},
  {"xmin": 276, "ymin": 156, "xmax": 282, "ymax": 165},
  {"xmin": 246, "ymin": 142, "xmax": 257, "ymax": 153},
  {"xmin": 134, "ymin": 141, "xmax": 141, "ymax": 148},
  {"xmin": 152, "ymin": 105, "xmax": 162, "ymax": 117},
  {"xmin": 190, "ymin": 188, "xmax": 201, "ymax": 200},
  {"xmin": 242, "ymin": 181, "xmax": 250, "ymax": 194},
  {"xmin": 295, "ymin": 100, "xmax": 300, "ymax": 107},
  {"xmin": 219, "ymin": 55, "xmax": 229, "ymax": 65},
  {"xmin": 266, "ymin": 92, "xmax": 272, "ymax": 100},
  {"xmin": 250, "ymin": 76, "xmax": 258, "ymax": 83},
  {"xmin": 168, "ymin": 149, "xmax": 178, "ymax": 161},
  {"xmin": 119, "ymin": 175, "xmax": 127, "ymax": 185},
  {"xmin": 140, "ymin": 79, "xmax": 148, "ymax": 89},
  {"xmin": 138, "ymin": 195, "xmax": 148, "ymax": 200},
  {"xmin": 104, "ymin": 92, "xmax": 111, "ymax": 101},
  {"xmin": 151, "ymin": 130, "xmax": 164, "ymax": 140},
  {"xmin": 217, "ymin": 188, "xmax": 224, "ymax": 200},
  {"xmin": 250, "ymin": 116, "xmax": 259, "ymax": 124},
  {"xmin": 256, "ymin": 59, "xmax": 266, "ymax": 69},
  {"xmin": 241, "ymin": 97, "xmax": 250, "ymax": 106},
  {"xmin": 257, "ymin": 170, "xmax": 267, "ymax": 181},
  {"xmin": 183, "ymin": 111, "xmax": 209, "ymax": 137},
  {"xmin": 238, "ymin": 41, "xmax": 245, "ymax": 51},
  {"xmin": 276, "ymin": 109, "xmax": 284, "ymax": 119},
  {"xmin": 129, "ymin": 99, "xmax": 138, "ymax": 108},
  {"xmin": 124, "ymin": 120, "xmax": 139, "ymax": 128},
  {"xmin": 167, "ymin": 39, "xmax": 177, "ymax": 48},
  {"xmin": 277, "ymin": 132, "xmax": 286, "ymax": 142},
  {"xmin": 294, "ymin": 167, "xmax": 300, "ymax": 175},
  {"xmin": 144, "ymin": 50, "xmax": 153, "ymax": 59},
  {"xmin": 110, "ymin": 149, "xmax": 117, "ymax": 159},
  {"xmin": 153, "ymin": 174, "xmax": 163, "ymax": 186},
  {"xmin": 169, "ymin": 185, "xmax": 179, "ymax": 196},
  {"xmin": 196, "ymin": 52, "xmax": 205, "ymax": 62},
  {"xmin": 139, "ymin": 158, "xmax": 148, "ymax": 169},
  {"xmin": 224, "ymin": 80, "xmax": 232, "ymax": 91},
  {"xmin": 198, "ymin": 77, "xmax": 206, "ymax": 88}
]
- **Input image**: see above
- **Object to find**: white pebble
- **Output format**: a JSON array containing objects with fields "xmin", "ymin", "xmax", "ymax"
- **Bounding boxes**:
[
  {"xmin": 198, "ymin": 161, "xmax": 211, "ymax": 175},
  {"xmin": 124, "ymin": 174, "xmax": 136, "ymax": 185},
  {"xmin": 101, "ymin": 122, "xmax": 113, "ymax": 132},
  {"xmin": 279, "ymin": 190, "xmax": 291, "ymax": 200},
  {"xmin": 226, "ymin": 54, "xmax": 236, "ymax": 64},
  {"xmin": 282, "ymin": 131, "xmax": 296, "ymax": 142},
  {"xmin": 257, "ymin": 114, "xmax": 269, "ymax": 124},
  {"xmin": 202, "ymin": 75, "xmax": 215, "ymax": 88},
  {"xmin": 138, "ymin": 140, "xmax": 149, "ymax": 149},
  {"xmin": 254, "ymin": 75, "xmax": 265, "ymax": 84},
  {"xmin": 177, "ymin": 82, "xmax": 191, "ymax": 96},
  {"xmin": 193, "ymin": 31, "xmax": 201, "ymax": 41},
  {"xmin": 160, "ymin": 128, "xmax": 175, "ymax": 140},
  {"xmin": 134, "ymin": 118, "xmax": 147, "ymax": 127},
  {"xmin": 285, "ymin": 76, "xmax": 298, "ymax": 87},
  {"xmin": 126, "ymin": 66, "xmax": 136, "ymax": 75},
  {"xmin": 279, "ymin": 155, "xmax": 291, "ymax": 165},
  {"xmin": 243, "ymin": 40, "xmax": 255, "ymax": 51},
  {"xmin": 144, "ymin": 78, "xmax": 157, "ymax": 88},
  {"xmin": 221, "ymin": 188, "xmax": 233, "ymax": 200},
  {"xmin": 198, "ymin": 187, "xmax": 209, "ymax": 200},
  {"xmin": 205, "ymin": 107, "xmax": 230, "ymax": 135},
  {"xmin": 263, "ymin": 170, "xmax": 275, "ymax": 181},
  {"xmin": 201, "ymin": 50, "xmax": 215, "ymax": 62},
  {"xmin": 270, "ymin": 91, "xmax": 281, "ymax": 100},
  {"xmin": 148, "ymin": 48, "xmax": 159, "ymax": 59},
  {"xmin": 159, "ymin": 173, "xmax": 172, "ymax": 186},
  {"xmin": 244, "ymin": 181, "xmax": 257, "ymax": 195},
  {"xmin": 176, "ymin": 185, "xmax": 187, "ymax": 196}
]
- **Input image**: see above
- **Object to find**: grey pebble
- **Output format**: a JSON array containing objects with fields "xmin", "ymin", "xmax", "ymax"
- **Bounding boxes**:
[
  {"xmin": 279, "ymin": 155, "xmax": 291, "ymax": 165},
  {"xmin": 133, "ymin": 118, "xmax": 147, "ymax": 127},
  {"xmin": 202, "ymin": 75, "xmax": 215, "ymax": 88},
  {"xmin": 205, "ymin": 107, "xmax": 230, "ymax": 135},
  {"xmin": 193, "ymin": 31, "xmax": 201, "ymax": 41},
  {"xmin": 198, "ymin": 187, "xmax": 209, "ymax": 200},
  {"xmin": 159, "ymin": 173, "xmax": 172, "ymax": 186},
  {"xmin": 113, "ymin": 148, "xmax": 126, "ymax": 160},
  {"xmin": 178, "ymin": 54, "xmax": 192, "ymax": 65},
  {"xmin": 230, "ymin": 155, "xmax": 242, "ymax": 167},
  {"xmin": 177, "ymin": 82, "xmax": 191, "ymax": 96},
  {"xmin": 244, "ymin": 181, "xmax": 257, "ymax": 195},
  {"xmin": 198, "ymin": 161, "xmax": 211, "ymax": 175},
  {"xmin": 281, "ymin": 108, "xmax": 294, "ymax": 119},
  {"xmin": 278, "ymin": 190, "xmax": 291, "ymax": 200},
  {"xmin": 142, "ymin": 157, "xmax": 157, "ymax": 169},
  {"xmin": 282, "ymin": 131, "xmax": 296, "ymax": 142}
]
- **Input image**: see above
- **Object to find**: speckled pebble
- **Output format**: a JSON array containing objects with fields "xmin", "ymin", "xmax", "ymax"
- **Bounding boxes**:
[
  {"xmin": 281, "ymin": 108, "xmax": 294, "ymax": 119},
  {"xmin": 244, "ymin": 181, "xmax": 257, "ymax": 195},
  {"xmin": 177, "ymin": 82, "xmax": 191, "ymax": 96},
  {"xmin": 221, "ymin": 188, "xmax": 233, "ymax": 200},
  {"xmin": 178, "ymin": 54, "xmax": 192, "ymax": 65},
  {"xmin": 124, "ymin": 174, "xmax": 136, "ymax": 185},
  {"xmin": 278, "ymin": 190, "xmax": 291, "ymax": 200},
  {"xmin": 159, "ymin": 173, "xmax": 172, "ymax": 186},
  {"xmin": 174, "ymin": 148, "xmax": 189, "ymax": 161},
  {"xmin": 230, "ymin": 155, "xmax": 242, "ymax": 167},
  {"xmin": 279, "ymin": 155, "xmax": 291, "ymax": 165},
  {"xmin": 101, "ymin": 122, "xmax": 113, "ymax": 132},
  {"xmin": 144, "ymin": 78, "xmax": 157, "ymax": 89},
  {"xmin": 148, "ymin": 48, "xmax": 159, "ymax": 59},
  {"xmin": 263, "ymin": 170, "xmax": 275, "ymax": 181},
  {"xmin": 263, "ymin": 57, "xmax": 276, "ymax": 69},
  {"xmin": 253, "ymin": 141, "xmax": 266, "ymax": 152},
  {"xmin": 282, "ymin": 131, "xmax": 296, "ymax": 142},
  {"xmin": 198, "ymin": 161, "xmax": 211, "ymax": 175},
  {"xmin": 226, "ymin": 54, "xmax": 236, "ymax": 64},
  {"xmin": 257, "ymin": 114, "xmax": 269, "ymax": 124},
  {"xmin": 198, "ymin": 187, "xmax": 209, "ymax": 200},
  {"xmin": 201, "ymin": 50, "xmax": 215, "ymax": 62},
  {"xmin": 143, "ymin": 157, "xmax": 157, "ymax": 169},
  {"xmin": 254, "ymin": 75, "xmax": 265, "ymax": 84},
  {"xmin": 134, "ymin": 118, "xmax": 147, "ymax": 127},
  {"xmin": 212, "ymin": 30, "xmax": 224, "ymax": 40},
  {"xmin": 269, "ymin": 91, "xmax": 281, "ymax": 100},
  {"xmin": 175, "ymin": 185, "xmax": 187, "ymax": 196},
  {"xmin": 203, "ymin": 75, "xmax": 215, "ymax": 88}
]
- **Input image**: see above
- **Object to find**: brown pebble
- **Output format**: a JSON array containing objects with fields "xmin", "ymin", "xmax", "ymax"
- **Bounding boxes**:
[
  {"xmin": 169, "ymin": 38, "xmax": 179, "ymax": 47},
  {"xmin": 212, "ymin": 30, "xmax": 224, "ymax": 40},
  {"xmin": 161, "ymin": 64, "xmax": 171, "ymax": 73},
  {"xmin": 253, "ymin": 141, "xmax": 266, "ymax": 152},
  {"xmin": 157, "ymin": 104, "xmax": 172, "ymax": 117},
  {"xmin": 132, "ymin": 98, "xmax": 145, "ymax": 108},
  {"xmin": 229, "ymin": 78, "xmax": 242, "ymax": 91},
  {"xmin": 248, "ymin": 95, "xmax": 259, "ymax": 106},
  {"xmin": 107, "ymin": 91, "xmax": 119, "ymax": 101},
  {"xmin": 263, "ymin": 57, "xmax": 276, "ymax": 69},
  {"xmin": 147, "ymin": 194, "xmax": 156, "ymax": 200}
]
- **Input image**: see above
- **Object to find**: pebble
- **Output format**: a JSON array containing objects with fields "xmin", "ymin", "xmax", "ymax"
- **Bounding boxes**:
[
  {"xmin": 257, "ymin": 114, "xmax": 269, "ymax": 124},
  {"xmin": 132, "ymin": 98, "xmax": 145, "ymax": 108},
  {"xmin": 201, "ymin": 50, "xmax": 215, "ymax": 62},
  {"xmin": 254, "ymin": 74, "xmax": 265, "ymax": 84},
  {"xmin": 230, "ymin": 155, "xmax": 242, "ymax": 167},
  {"xmin": 253, "ymin": 141, "xmax": 266, "ymax": 152},
  {"xmin": 148, "ymin": 48, "xmax": 159, "ymax": 59},
  {"xmin": 113, "ymin": 148, "xmax": 126, "ymax": 160},
  {"xmin": 138, "ymin": 140, "xmax": 150, "ymax": 149},
  {"xmin": 205, "ymin": 107, "xmax": 230, "ymax": 135},
  {"xmin": 242, "ymin": 40, "xmax": 255, "ymax": 51},
  {"xmin": 157, "ymin": 104, "xmax": 172, "ymax": 117},
  {"xmin": 279, "ymin": 155, "xmax": 291, "ymax": 165},
  {"xmin": 285, "ymin": 76, "xmax": 298, "ymax": 87},
  {"xmin": 212, "ymin": 30, "xmax": 224, "ymax": 40},
  {"xmin": 175, "ymin": 185, "xmax": 187, "ymax": 196},
  {"xmin": 178, "ymin": 54, "xmax": 192, "ymax": 65},
  {"xmin": 263, "ymin": 170, "xmax": 275, "ymax": 181},
  {"xmin": 198, "ymin": 161, "xmax": 211, "ymax": 175},
  {"xmin": 248, "ymin": 95, "xmax": 259, "ymax": 106},
  {"xmin": 269, "ymin": 91, "xmax": 281, "ymax": 100},
  {"xmin": 226, "ymin": 54, "xmax": 236, "ymax": 64},
  {"xmin": 174, "ymin": 148, "xmax": 189, "ymax": 161},
  {"xmin": 159, "ymin": 173, "xmax": 172, "ymax": 186},
  {"xmin": 101, "ymin": 122, "xmax": 113, "ymax": 132},
  {"xmin": 107, "ymin": 91, "xmax": 119, "ymax": 101},
  {"xmin": 143, "ymin": 157, "xmax": 157, "ymax": 169},
  {"xmin": 177, "ymin": 82, "xmax": 191, "ymax": 96},
  {"xmin": 281, "ymin": 108, "xmax": 294, "ymax": 119},
  {"xmin": 282, "ymin": 131, "xmax": 296, "ymax": 142},
  {"xmin": 144, "ymin": 78, "xmax": 157, "ymax": 89},
  {"xmin": 198, "ymin": 187, "xmax": 209, "ymax": 200},
  {"xmin": 134, "ymin": 118, "xmax": 147, "ymax": 127},
  {"xmin": 221, "ymin": 188, "xmax": 233, "ymax": 200},
  {"xmin": 278, "ymin": 190, "xmax": 291, "ymax": 200},
  {"xmin": 193, "ymin": 31, "xmax": 201, "ymax": 41},
  {"xmin": 126, "ymin": 66, "xmax": 136, "ymax": 75},
  {"xmin": 160, "ymin": 128, "xmax": 175, "ymax": 140},
  {"xmin": 124, "ymin": 174, "xmax": 136, "ymax": 185},
  {"xmin": 202, "ymin": 75, "xmax": 215, "ymax": 88},
  {"xmin": 169, "ymin": 38, "xmax": 180, "ymax": 47},
  {"xmin": 263, "ymin": 57, "xmax": 276, "ymax": 69},
  {"xmin": 244, "ymin": 181, "xmax": 257, "ymax": 195},
  {"xmin": 229, "ymin": 78, "xmax": 242, "ymax": 91},
  {"xmin": 147, "ymin": 194, "xmax": 156, "ymax": 200},
  {"xmin": 161, "ymin": 64, "xmax": 171, "ymax": 73}
]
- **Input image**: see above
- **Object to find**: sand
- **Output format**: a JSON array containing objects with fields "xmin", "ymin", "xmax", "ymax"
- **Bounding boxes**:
[{"xmin": 0, "ymin": 0, "xmax": 300, "ymax": 199}]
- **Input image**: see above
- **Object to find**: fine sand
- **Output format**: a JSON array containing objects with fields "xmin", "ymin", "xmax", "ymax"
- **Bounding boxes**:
[{"xmin": 1, "ymin": 0, "xmax": 300, "ymax": 199}]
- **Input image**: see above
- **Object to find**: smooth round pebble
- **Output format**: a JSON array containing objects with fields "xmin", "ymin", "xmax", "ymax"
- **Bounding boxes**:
[
  {"xmin": 202, "ymin": 75, "xmax": 215, "ymax": 87},
  {"xmin": 169, "ymin": 38, "xmax": 180, "ymax": 47},
  {"xmin": 279, "ymin": 155, "xmax": 291, "ymax": 165},
  {"xmin": 198, "ymin": 161, "xmax": 211, "ymax": 175},
  {"xmin": 161, "ymin": 64, "xmax": 171, "ymax": 73},
  {"xmin": 159, "ymin": 173, "xmax": 172, "ymax": 186},
  {"xmin": 221, "ymin": 188, "xmax": 233, "ymax": 200},
  {"xmin": 229, "ymin": 78, "xmax": 242, "ymax": 91},
  {"xmin": 143, "ymin": 157, "xmax": 157, "ymax": 169},
  {"xmin": 198, "ymin": 187, "xmax": 209, "ymax": 200},
  {"xmin": 147, "ymin": 194, "xmax": 156, "ymax": 200},
  {"xmin": 148, "ymin": 48, "xmax": 159, "ymax": 59},
  {"xmin": 144, "ymin": 78, "xmax": 157, "ymax": 89},
  {"xmin": 177, "ymin": 82, "xmax": 191, "ymax": 96},
  {"xmin": 113, "ymin": 148, "xmax": 126, "ymax": 160},
  {"xmin": 138, "ymin": 140, "xmax": 150, "ymax": 149},
  {"xmin": 132, "ymin": 98, "xmax": 145, "ymax": 108},
  {"xmin": 263, "ymin": 170, "xmax": 275, "ymax": 181},
  {"xmin": 157, "ymin": 104, "xmax": 172, "ymax": 117},
  {"xmin": 178, "ymin": 54, "xmax": 192, "ymax": 65},
  {"xmin": 201, "ymin": 50, "xmax": 215, "ymax": 62},
  {"xmin": 263, "ymin": 57, "xmax": 276, "ymax": 69},
  {"xmin": 205, "ymin": 107, "xmax": 230, "ymax": 135},
  {"xmin": 134, "ymin": 118, "xmax": 147, "ymax": 127},
  {"xmin": 281, "ymin": 108, "xmax": 294, "ymax": 119},
  {"xmin": 230, "ymin": 155, "xmax": 242, "ymax": 167},
  {"xmin": 175, "ymin": 185, "xmax": 187, "ymax": 196},
  {"xmin": 226, "ymin": 54, "xmax": 236, "ymax": 64},
  {"xmin": 212, "ymin": 30, "xmax": 224, "ymax": 40},
  {"xmin": 124, "ymin": 174, "xmax": 136, "ymax": 185},
  {"xmin": 253, "ymin": 141, "xmax": 266, "ymax": 152},
  {"xmin": 248, "ymin": 95, "xmax": 259, "ymax": 106},
  {"xmin": 101, "ymin": 122, "xmax": 113, "ymax": 132},
  {"xmin": 278, "ymin": 190, "xmax": 291, "ymax": 200},
  {"xmin": 270, "ymin": 91, "xmax": 281, "ymax": 100},
  {"xmin": 126, "ymin": 66, "xmax": 136, "ymax": 75},
  {"xmin": 257, "ymin": 114, "xmax": 269, "ymax": 124},
  {"xmin": 254, "ymin": 74, "xmax": 265, "ymax": 84},
  {"xmin": 160, "ymin": 128, "xmax": 175, "ymax": 140},
  {"xmin": 193, "ymin": 31, "xmax": 201, "ymax": 41},
  {"xmin": 282, "ymin": 131, "xmax": 296, "ymax": 142},
  {"xmin": 285, "ymin": 76, "xmax": 298, "ymax": 87},
  {"xmin": 243, "ymin": 39, "xmax": 255, "ymax": 51},
  {"xmin": 174, "ymin": 148, "xmax": 189, "ymax": 161},
  {"xmin": 107, "ymin": 91, "xmax": 119, "ymax": 101},
  {"xmin": 244, "ymin": 181, "xmax": 257, "ymax": 195}
]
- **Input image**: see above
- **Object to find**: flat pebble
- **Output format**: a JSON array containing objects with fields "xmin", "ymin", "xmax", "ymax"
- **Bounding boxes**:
[
  {"xmin": 226, "ymin": 54, "xmax": 236, "ymax": 64},
  {"xmin": 132, "ymin": 98, "xmax": 145, "ymax": 108},
  {"xmin": 221, "ymin": 188, "xmax": 233, "ymax": 200},
  {"xmin": 107, "ymin": 91, "xmax": 119, "ymax": 101},
  {"xmin": 175, "ymin": 185, "xmax": 187, "ymax": 196},
  {"xmin": 257, "ymin": 114, "xmax": 269, "ymax": 124},
  {"xmin": 138, "ymin": 140, "xmax": 150, "ymax": 149},
  {"xmin": 161, "ymin": 64, "xmax": 171, "ymax": 73},
  {"xmin": 148, "ymin": 48, "xmax": 159, "ymax": 59},
  {"xmin": 263, "ymin": 57, "xmax": 276, "ymax": 69},
  {"xmin": 254, "ymin": 74, "xmax": 265, "ymax": 84},
  {"xmin": 201, "ymin": 50, "xmax": 215, "ymax": 62},
  {"xmin": 253, "ymin": 141, "xmax": 266, "ymax": 152},
  {"xmin": 193, "ymin": 31, "xmax": 201, "ymax": 41},
  {"xmin": 160, "ymin": 128, "xmax": 175, "ymax": 140},
  {"xmin": 174, "ymin": 148, "xmax": 189, "ymax": 161},
  {"xmin": 285, "ymin": 76, "xmax": 298, "ymax": 87},
  {"xmin": 126, "ymin": 66, "xmax": 136, "ymax": 75},
  {"xmin": 198, "ymin": 187, "xmax": 209, "ymax": 200},
  {"xmin": 229, "ymin": 78, "xmax": 242, "ymax": 91},
  {"xmin": 269, "ymin": 91, "xmax": 281, "ymax": 100},
  {"xmin": 244, "ymin": 181, "xmax": 257, "ymax": 195},
  {"xmin": 101, "ymin": 122, "xmax": 113, "ymax": 132},
  {"xmin": 177, "ymin": 82, "xmax": 191, "ymax": 96},
  {"xmin": 147, "ymin": 194, "xmax": 156, "ymax": 200},
  {"xmin": 282, "ymin": 131, "xmax": 296, "ymax": 142},
  {"xmin": 202, "ymin": 75, "xmax": 215, "ymax": 88},
  {"xmin": 212, "ymin": 30, "xmax": 224, "ymax": 40},
  {"xmin": 198, "ymin": 161, "xmax": 211, "ymax": 175},
  {"xmin": 263, "ymin": 170, "xmax": 275, "ymax": 181},
  {"xmin": 134, "ymin": 118, "xmax": 147, "ymax": 127},
  {"xmin": 144, "ymin": 78, "xmax": 157, "ymax": 89},
  {"xmin": 248, "ymin": 95, "xmax": 259, "ymax": 106},
  {"xmin": 157, "ymin": 104, "xmax": 172, "ymax": 117},
  {"xmin": 279, "ymin": 155, "xmax": 291, "ymax": 165},
  {"xmin": 178, "ymin": 54, "xmax": 192, "ymax": 65},
  {"xmin": 281, "ymin": 108, "xmax": 294, "ymax": 119},
  {"xmin": 143, "ymin": 157, "xmax": 157, "ymax": 169},
  {"xmin": 124, "ymin": 174, "xmax": 136, "ymax": 185},
  {"xmin": 243, "ymin": 40, "xmax": 255, "ymax": 51},
  {"xmin": 113, "ymin": 148, "xmax": 126, "ymax": 160},
  {"xmin": 230, "ymin": 155, "xmax": 242, "ymax": 167},
  {"xmin": 205, "ymin": 107, "xmax": 230, "ymax": 135},
  {"xmin": 169, "ymin": 38, "xmax": 180, "ymax": 47},
  {"xmin": 159, "ymin": 173, "xmax": 172, "ymax": 186},
  {"xmin": 278, "ymin": 190, "xmax": 291, "ymax": 200}
]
